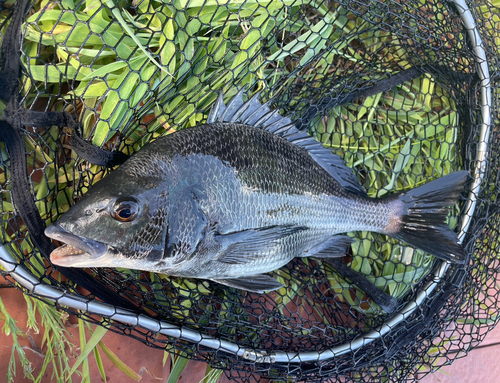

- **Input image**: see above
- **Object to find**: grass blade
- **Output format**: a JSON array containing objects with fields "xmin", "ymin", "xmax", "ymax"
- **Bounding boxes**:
[
  {"xmin": 166, "ymin": 354, "xmax": 190, "ymax": 383},
  {"xmin": 98, "ymin": 340, "xmax": 142, "ymax": 381},
  {"xmin": 78, "ymin": 319, "xmax": 90, "ymax": 382},
  {"xmin": 202, "ymin": 364, "xmax": 223, "ymax": 383},
  {"xmin": 106, "ymin": 0, "xmax": 171, "ymax": 77},
  {"xmin": 69, "ymin": 324, "xmax": 108, "ymax": 377},
  {"xmin": 93, "ymin": 345, "xmax": 107, "ymax": 382}
]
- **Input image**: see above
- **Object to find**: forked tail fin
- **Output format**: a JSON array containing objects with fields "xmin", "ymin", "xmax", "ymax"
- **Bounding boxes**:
[{"xmin": 388, "ymin": 171, "xmax": 469, "ymax": 263}]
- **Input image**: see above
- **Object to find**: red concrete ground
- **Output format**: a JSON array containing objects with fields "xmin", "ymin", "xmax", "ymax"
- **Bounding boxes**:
[{"xmin": 1, "ymin": 285, "xmax": 499, "ymax": 383}]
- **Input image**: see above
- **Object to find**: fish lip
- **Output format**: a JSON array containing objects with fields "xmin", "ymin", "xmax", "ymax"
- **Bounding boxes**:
[{"xmin": 45, "ymin": 223, "xmax": 108, "ymax": 260}]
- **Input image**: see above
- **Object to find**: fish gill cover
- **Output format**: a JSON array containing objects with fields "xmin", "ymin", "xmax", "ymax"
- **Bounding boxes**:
[{"xmin": 0, "ymin": 0, "xmax": 498, "ymax": 382}]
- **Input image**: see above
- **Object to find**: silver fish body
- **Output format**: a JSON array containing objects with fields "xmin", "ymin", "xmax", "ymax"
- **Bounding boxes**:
[{"xmin": 45, "ymin": 91, "xmax": 468, "ymax": 292}]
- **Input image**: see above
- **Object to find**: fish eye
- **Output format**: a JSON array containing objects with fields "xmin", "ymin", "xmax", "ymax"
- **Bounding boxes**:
[{"xmin": 110, "ymin": 196, "xmax": 140, "ymax": 222}]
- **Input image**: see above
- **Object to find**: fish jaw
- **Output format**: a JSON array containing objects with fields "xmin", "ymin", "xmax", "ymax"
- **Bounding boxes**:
[{"xmin": 45, "ymin": 223, "xmax": 108, "ymax": 267}]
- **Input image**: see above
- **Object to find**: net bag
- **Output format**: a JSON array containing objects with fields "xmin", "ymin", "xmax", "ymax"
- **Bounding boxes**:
[{"xmin": 0, "ymin": 0, "xmax": 496, "ymax": 382}]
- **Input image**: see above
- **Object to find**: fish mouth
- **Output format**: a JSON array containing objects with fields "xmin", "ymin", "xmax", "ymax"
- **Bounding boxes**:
[{"xmin": 45, "ymin": 224, "xmax": 108, "ymax": 267}]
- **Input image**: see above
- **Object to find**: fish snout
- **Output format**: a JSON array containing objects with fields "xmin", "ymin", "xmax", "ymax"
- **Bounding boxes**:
[{"xmin": 45, "ymin": 223, "xmax": 108, "ymax": 266}]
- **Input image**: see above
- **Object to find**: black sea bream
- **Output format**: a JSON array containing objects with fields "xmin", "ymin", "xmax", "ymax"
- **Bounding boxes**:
[{"xmin": 45, "ymin": 90, "xmax": 468, "ymax": 292}]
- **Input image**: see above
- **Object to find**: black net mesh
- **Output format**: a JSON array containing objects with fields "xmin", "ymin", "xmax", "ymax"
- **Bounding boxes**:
[{"xmin": 0, "ymin": 0, "xmax": 497, "ymax": 381}]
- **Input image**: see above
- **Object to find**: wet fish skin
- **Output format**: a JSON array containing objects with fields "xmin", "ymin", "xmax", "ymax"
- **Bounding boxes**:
[
  {"xmin": 47, "ymin": 124, "xmax": 373, "ymax": 272},
  {"xmin": 45, "ymin": 91, "xmax": 468, "ymax": 292}
]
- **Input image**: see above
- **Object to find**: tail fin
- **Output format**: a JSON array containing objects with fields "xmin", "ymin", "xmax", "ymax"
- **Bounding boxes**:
[{"xmin": 389, "ymin": 171, "xmax": 468, "ymax": 264}]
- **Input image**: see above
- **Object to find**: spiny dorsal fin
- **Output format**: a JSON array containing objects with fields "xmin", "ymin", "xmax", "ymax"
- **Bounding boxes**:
[
  {"xmin": 206, "ymin": 91, "xmax": 226, "ymax": 124},
  {"xmin": 208, "ymin": 90, "xmax": 367, "ymax": 196}
]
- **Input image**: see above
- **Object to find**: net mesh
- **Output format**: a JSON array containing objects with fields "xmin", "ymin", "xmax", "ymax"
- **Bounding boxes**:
[{"xmin": 0, "ymin": 0, "xmax": 498, "ymax": 381}]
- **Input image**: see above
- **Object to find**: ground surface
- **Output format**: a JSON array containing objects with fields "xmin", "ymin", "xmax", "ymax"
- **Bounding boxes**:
[{"xmin": 0, "ymin": 285, "xmax": 498, "ymax": 383}]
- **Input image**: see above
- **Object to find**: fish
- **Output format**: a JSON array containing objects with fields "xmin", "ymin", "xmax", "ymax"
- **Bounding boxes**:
[{"xmin": 44, "ymin": 89, "xmax": 468, "ymax": 293}]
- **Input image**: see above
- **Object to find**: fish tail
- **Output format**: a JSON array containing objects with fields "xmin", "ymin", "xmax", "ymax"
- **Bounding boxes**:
[{"xmin": 386, "ymin": 171, "xmax": 469, "ymax": 263}]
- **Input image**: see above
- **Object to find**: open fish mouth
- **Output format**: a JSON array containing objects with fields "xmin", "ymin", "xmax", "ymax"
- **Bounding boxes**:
[{"xmin": 45, "ymin": 224, "xmax": 108, "ymax": 267}]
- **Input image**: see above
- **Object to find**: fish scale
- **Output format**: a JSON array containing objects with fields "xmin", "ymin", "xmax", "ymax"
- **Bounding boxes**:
[{"xmin": 45, "ymin": 90, "xmax": 468, "ymax": 293}]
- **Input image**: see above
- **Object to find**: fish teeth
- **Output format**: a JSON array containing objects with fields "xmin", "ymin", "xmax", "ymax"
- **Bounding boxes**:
[{"xmin": 55, "ymin": 244, "xmax": 85, "ymax": 256}]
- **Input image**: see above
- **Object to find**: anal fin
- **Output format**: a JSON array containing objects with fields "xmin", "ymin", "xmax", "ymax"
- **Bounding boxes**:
[
  {"xmin": 212, "ymin": 275, "xmax": 284, "ymax": 293},
  {"xmin": 306, "ymin": 235, "xmax": 354, "ymax": 258}
]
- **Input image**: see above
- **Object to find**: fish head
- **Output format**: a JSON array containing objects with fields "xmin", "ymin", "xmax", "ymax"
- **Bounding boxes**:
[{"xmin": 45, "ymin": 169, "xmax": 171, "ymax": 271}]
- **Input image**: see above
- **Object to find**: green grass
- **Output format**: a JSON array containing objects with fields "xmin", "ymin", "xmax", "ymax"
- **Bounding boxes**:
[{"xmin": 0, "ymin": 294, "xmax": 80, "ymax": 383}]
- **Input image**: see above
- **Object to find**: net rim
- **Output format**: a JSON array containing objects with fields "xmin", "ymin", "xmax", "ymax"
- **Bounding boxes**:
[{"xmin": 0, "ymin": 0, "xmax": 492, "ymax": 367}]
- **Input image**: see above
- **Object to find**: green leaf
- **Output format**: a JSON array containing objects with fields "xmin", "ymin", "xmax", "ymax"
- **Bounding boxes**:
[
  {"xmin": 98, "ymin": 341, "xmax": 142, "ymax": 381},
  {"xmin": 240, "ymin": 29, "xmax": 261, "ymax": 50},
  {"xmin": 106, "ymin": 0, "xmax": 172, "ymax": 77},
  {"xmin": 164, "ymin": 18, "xmax": 175, "ymax": 40},
  {"xmin": 81, "ymin": 61, "xmax": 129, "ymax": 81},
  {"xmin": 92, "ymin": 60, "xmax": 148, "ymax": 145},
  {"xmin": 62, "ymin": 0, "xmax": 75, "ymax": 8},
  {"xmin": 173, "ymin": 0, "xmax": 188, "ymax": 10},
  {"xmin": 163, "ymin": 350, "xmax": 170, "ymax": 367},
  {"xmin": 202, "ymin": 364, "xmax": 223, "ymax": 383},
  {"xmin": 69, "ymin": 324, "xmax": 108, "ymax": 377},
  {"xmin": 166, "ymin": 354, "xmax": 190, "ymax": 383},
  {"xmin": 28, "ymin": 64, "xmax": 80, "ymax": 82},
  {"xmin": 23, "ymin": 296, "xmax": 39, "ymax": 333},
  {"xmin": 74, "ymin": 81, "xmax": 110, "ymax": 98},
  {"xmin": 376, "ymin": 134, "xmax": 414, "ymax": 197},
  {"xmin": 78, "ymin": 319, "xmax": 90, "ymax": 381},
  {"xmin": 93, "ymin": 345, "xmax": 107, "ymax": 382}
]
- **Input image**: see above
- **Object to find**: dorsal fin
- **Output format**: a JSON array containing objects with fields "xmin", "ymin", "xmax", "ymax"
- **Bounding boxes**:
[
  {"xmin": 206, "ymin": 91, "xmax": 226, "ymax": 123},
  {"xmin": 207, "ymin": 90, "xmax": 367, "ymax": 196}
]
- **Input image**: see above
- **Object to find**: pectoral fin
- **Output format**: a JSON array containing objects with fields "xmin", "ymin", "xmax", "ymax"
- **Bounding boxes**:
[
  {"xmin": 212, "ymin": 275, "xmax": 284, "ymax": 293},
  {"xmin": 214, "ymin": 225, "xmax": 308, "ymax": 264}
]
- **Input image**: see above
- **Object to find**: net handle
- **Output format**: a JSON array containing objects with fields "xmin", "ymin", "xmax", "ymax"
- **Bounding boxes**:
[{"xmin": 0, "ymin": 0, "xmax": 491, "ymax": 365}]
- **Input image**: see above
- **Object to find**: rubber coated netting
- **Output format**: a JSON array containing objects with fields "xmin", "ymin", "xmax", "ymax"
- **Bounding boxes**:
[{"xmin": 0, "ymin": 0, "xmax": 498, "ymax": 382}]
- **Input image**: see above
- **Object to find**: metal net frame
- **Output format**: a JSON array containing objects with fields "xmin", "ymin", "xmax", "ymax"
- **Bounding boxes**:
[{"xmin": 0, "ymin": 0, "xmax": 497, "ymax": 381}]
